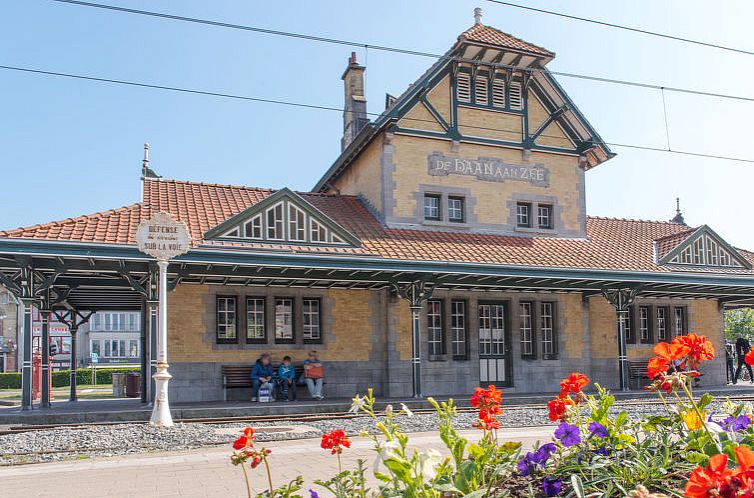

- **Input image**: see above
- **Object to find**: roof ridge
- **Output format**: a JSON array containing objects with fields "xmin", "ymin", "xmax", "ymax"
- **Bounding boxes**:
[
  {"xmin": 587, "ymin": 215, "xmax": 689, "ymax": 226},
  {"xmin": 653, "ymin": 228, "xmax": 698, "ymax": 243},
  {"xmin": 149, "ymin": 178, "xmax": 276, "ymax": 193},
  {"xmin": 0, "ymin": 202, "xmax": 143, "ymax": 236},
  {"xmin": 460, "ymin": 23, "xmax": 554, "ymax": 57}
]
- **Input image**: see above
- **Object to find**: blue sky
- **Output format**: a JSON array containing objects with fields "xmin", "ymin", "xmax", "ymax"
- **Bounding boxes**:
[{"xmin": 2, "ymin": 1, "xmax": 754, "ymax": 248}]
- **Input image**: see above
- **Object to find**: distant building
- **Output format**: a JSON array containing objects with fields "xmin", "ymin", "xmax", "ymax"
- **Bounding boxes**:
[
  {"xmin": 79, "ymin": 311, "xmax": 141, "ymax": 366},
  {"xmin": 0, "ymin": 286, "xmax": 19, "ymax": 372}
]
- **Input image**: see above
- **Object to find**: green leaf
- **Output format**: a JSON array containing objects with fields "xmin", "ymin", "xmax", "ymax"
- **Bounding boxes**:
[
  {"xmin": 571, "ymin": 475, "xmax": 586, "ymax": 498},
  {"xmin": 698, "ymin": 393, "xmax": 714, "ymax": 410},
  {"xmin": 383, "ymin": 458, "xmax": 412, "ymax": 483}
]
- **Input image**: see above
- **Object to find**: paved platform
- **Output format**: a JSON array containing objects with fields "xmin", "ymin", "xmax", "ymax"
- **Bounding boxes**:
[
  {"xmin": 2, "ymin": 383, "xmax": 753, "ymax": 426},
  {"xmin": 0, "ymin": 427, "xmax": 551, "ymax": 497}
]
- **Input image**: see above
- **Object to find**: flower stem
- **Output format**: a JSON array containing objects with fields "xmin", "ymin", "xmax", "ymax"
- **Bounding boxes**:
[
  {"xmin": 680, "ymin": 379, "xmax": 719, "ymax": 452},
  {"xmin": 337, "ymin": 452, "xmax": 342, "ymax": 473},
  {"xmin": 240, "ymin": 461, "xmax": 252, "ymax": 498},
  {"xmin": 262, "ymin": 452, "xmax": 274, "ymax": 493}
]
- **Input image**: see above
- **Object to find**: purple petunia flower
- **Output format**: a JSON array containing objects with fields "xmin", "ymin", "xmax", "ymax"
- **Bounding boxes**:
[
  {"xmin": 542, "ymin": 477, "xmax": 562, "ymax": 496},
  {"xmin": 309, "ymin": 490, "xmax": 320, "ymax": 498},
  {"xmin": 554, "ymin": 422, "xmax": 581, "ymax": 447},
  {"xmin": 588, "ymin": 421, "xmax": 609, "ymax": 438},
  {"xmin": 717, "ymin": 415, "xmax": 751, "ymax": 432},
  {"xmin": 517, "ymin": 443, "xmax": 558, "ymax": 476},
  {"xmin": 593, "ymin": 446, "xmax": 609, "ymax": 456}
]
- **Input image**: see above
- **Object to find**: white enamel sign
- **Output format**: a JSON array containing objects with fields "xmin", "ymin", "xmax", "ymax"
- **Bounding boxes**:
[{"xmin": 135, "ymin": 212, "xmax": 192, "ymax": 261}]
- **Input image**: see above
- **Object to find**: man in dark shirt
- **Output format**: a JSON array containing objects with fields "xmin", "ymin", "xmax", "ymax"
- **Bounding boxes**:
[{"xmin": 734, "ymin": 336, "xmax": 754, "ymax": 384}]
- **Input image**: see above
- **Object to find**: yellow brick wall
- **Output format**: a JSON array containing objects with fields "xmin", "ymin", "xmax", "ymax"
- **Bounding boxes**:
[
  {"xmin": 331, "ymin": 137, "xmax": 383, "ymax": 214},
  {"xmin": 691, "ymin": 300, "xmax": 723, "ymax": 347},
  {"xmin": 167, "ymin": 285, "xmax": 377, "ymax": 363},
  {"xmin": 399, "ymin": 102, "xmax": 445, "ymax": 133},
  {"xmin": 426, "ymin": 75, "xmax": 451, "ymax": 125},
  {"xmin": 392, "ymin": 298, "xmax": 413, "ymax": 361},
  {"xmin": 589, "ymin": 296, "xmax": 617, "ymax": 359},
  {"xmin": 562, "ymin": 293, "xmax": 584, "ymax": 359},
  {"xmin": 390, "ymin": 134, "xmax": 582, "ymax": 231},
  {"xmin": 457, "ymin": 107, "xmax": 523, "ymax": 142}
]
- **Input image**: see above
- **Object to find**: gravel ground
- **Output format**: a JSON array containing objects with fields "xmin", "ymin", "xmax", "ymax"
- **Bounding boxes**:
[{"xmin": 0, "ymin": 400, "xmax": 739, "ymax": 465}]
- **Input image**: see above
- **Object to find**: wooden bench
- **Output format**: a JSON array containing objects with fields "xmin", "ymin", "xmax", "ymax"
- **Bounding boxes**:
[
  {"xmin": 628, "ymin": 361, "xmax": 650, "ymax": 390},
  {"xmin": 221, "ymin": 363, "xmax": 308, "ymax": 401}
]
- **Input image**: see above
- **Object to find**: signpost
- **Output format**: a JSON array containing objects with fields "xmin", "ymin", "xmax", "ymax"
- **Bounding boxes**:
[{"xmin": 135, "ymin": 212, "xmax": 191, "ymax": 427}]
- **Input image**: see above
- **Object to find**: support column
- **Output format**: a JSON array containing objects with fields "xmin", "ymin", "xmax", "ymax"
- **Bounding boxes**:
[
  {"xmin": 602, "ymin": 287, "xmax": 639, "ymax": 392},
  {"xmin": 69, "ymin": 322, "xmax": 78, "ymax": 402},
  {"xmin": 140, "ymin": 299, "xmax": 148, "ymax": 403},
  {"xmin": 150, "ymin": 260, "xmax": 173, "ymax": 426},
  {"xmin": 40, "ymin": 308, "xmax": 51, "ymax": 408},
  {"xmin": 392, "ymin": 280, "xmax": 435, "ymax": 398},
  {"xmin": 149, "ymin": 302, "xmax": 158, "ymax": 404},
  {"xmin": 20, "ymin": 298, "xmax": 34, "ymax": 410}
]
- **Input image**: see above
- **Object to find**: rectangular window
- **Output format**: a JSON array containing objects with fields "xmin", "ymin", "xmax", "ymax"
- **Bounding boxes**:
[
  {"xmin": 674, "ymin": 306, "xmax": 687, "ymax": 336},
  {"xmin": 288, "ymin": 204, "xmax": 307, "ymax": 242},
  {"xmin": 541, "ymin": 302, "xmax": 557, "ymax": 358},
  {"xmin": 447, "ymin": 196, "xmax": 465, "ymax": 223},
  {"xmin": 620, "ymin": 307, "xmax": 635, "ymax": 344},
  {"xmin": 91, "ymin": 340, "xmax": 101, "ymax": 356},
  {"xmin": 105, "ymin": 340, "xmax": 112, "ymax": 357},
  {"xmin": 474, "ymin": 75, "xmax": 489, "ymax": 105},
  {"xmin": 245, "ymin": 214, "xmax": 263, "ymax": 239},
  {"xmin": 537, "ymin": 204, "xmax": 553, "ymax": 229},
  {"xmin": 656, "ymin": 306, "xmax": 668, "ymax": 341},
  {"xmin": 0, "ymin": 292, "xmax": 8, "ymax": 305},
  {"xmin": 216, "ymin": 296, "xmax": 237, "ymax": 343},
  {"xmin": 509, "ymin": 81, "xmax": 523, "ymax": 110},
  {"xmin": 450, "ymin": 300, "xmax": 467, "ymax": 358},
  {"xmin": 456, "ymin": 72, "xmax": 471, "ymax": 103},
  {"xmin": 427, "ymin": 300, "xmax": 444, "ymax": 356},
  {"xmin": 492, "ymin": 78, "xmax": 505, "ymax": 108},
  {"xmin": 266, "ymin": 203, "xmax": 284, "ymax": 240},
  {"xmin": 129, "ymin": 314, "xmax": 139, "ymax": 331},
  {"xmin": 129, "ymin": 340, "xmax": 138, "ymax": 357},
  {"xmin": 104, "ymin": 313, "xmax": 111, "ymax": 331},
  {"xmin": 479, "ymin": 303, "xmax": 505, "ymax": 356},
  {"xmin": 519, "ymin": 301, "xmax": 534, "ymax": 358},
  {"xmin": 516, "ymin": 202, "xmax": 531, "ymax": 228},
  {"xmin": 423, "ymin": 194, "xmax": 441, "ymax": 221},
  {"xmin": 639, "ymin": 306, "xmax": 652, "ymax": 343},
  {"xmin": 274, "ymin": 298, "xmax": 294, "ymax": 342},
  {"xmin": 119, "ymin": 340, "xmax": 126, "ymax": 358},
  {"xmin": 246, "ymin": 298, "xmax": 266, "ymax": 342},
  {"xmin": 303, "ymin": 298, "xmax": 322, "ymax": 342},
  {"xmin": 90, "ymin": 313, "xmax": 101, "ymax": 331}
]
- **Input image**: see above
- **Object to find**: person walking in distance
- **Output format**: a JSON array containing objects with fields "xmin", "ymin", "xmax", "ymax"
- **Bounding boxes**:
[
  {"xmin": 726, "ymin": 342, "xmax": 736, "ymax": 384},
  {"xmin": 733, "ymin": 336, "xmax": 754, "ymax": 384}
]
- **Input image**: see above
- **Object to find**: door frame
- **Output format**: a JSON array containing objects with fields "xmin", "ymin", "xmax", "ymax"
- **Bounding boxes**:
[{"xmin": 477, "ymin": 300, "xmax": 513, "ymax": 387}]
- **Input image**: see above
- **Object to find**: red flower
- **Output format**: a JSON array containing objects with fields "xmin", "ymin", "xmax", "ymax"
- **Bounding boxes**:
[
  {"xmin": 559, "ymin": 372, "xmax": 589, "ymax": 397},
  {"xmin": 547, "ymin": 396, "xmax": 574, "ymax": 422},
  {"xmin": 685, "ymin": 454, "xmax": 733, "ymax": 498},
  {"xmin": 471, "ymin": 385, "xmax": 503, "ymax": 409},
  {"xmin": 233, "ymin": 427, "xmax": 255, "ymax": 450},
  {"xmin": 475, "ymin": 412, "xmax": 501, "ymax": 430},
  {"xmin": 745, "ymin": 348, "xmax": 754, "ymax": 367},
  {"xmin": 674, "ymin": 333, "xmax": 715, "ymax": 368},
  {"xmin": 646, "ymin": 356, "xmax": 670, "ymax": 380},
  {"xmin": 321, "ymin": 429, "xmax": 351, "ymax": 455}
]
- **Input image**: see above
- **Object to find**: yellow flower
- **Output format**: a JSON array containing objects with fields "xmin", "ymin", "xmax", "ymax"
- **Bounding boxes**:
[{"xmin": 682, "ymin": 409, "xmax": 706, "ymax": 430}]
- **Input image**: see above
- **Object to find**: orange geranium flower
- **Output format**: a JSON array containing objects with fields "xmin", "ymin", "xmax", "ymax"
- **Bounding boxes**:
[
  {"xmin": 745, "ymin": 348, "xmax": 754, "ymax": 367},
  {"xmin": 471, "ymin": 385, "xmax": 503, "ymax": 409},
  {"xmin": 232, "ymin": 427, "xmax": 255, "ymax": 450},
  {"xmin": 654, "ymin": 341, "xmax": 690, "ymax": 362},
  {"xmin": 674, "ymin": 333, "xmax": 715, "ymax": 367},
  {"xmin": 559, "ymin": 372, "xmax": 589, "ymax": 397},
  {"xmin": 320, "ymin": 429, "xmax": 351, "ymax": 455},
  {"xmin": 685, "ymin": 454, "xmax": 734, "ymax": 498},
  {"xmin": 646, "ymin": 356, "xmax": 670, "ymax": 380},
  {"xmin": 547, "ymin": 395, "xmax": 574, "ymax": 422}
]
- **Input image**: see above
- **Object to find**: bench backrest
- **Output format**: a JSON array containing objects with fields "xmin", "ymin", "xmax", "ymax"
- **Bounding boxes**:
[{"xmin": 222, "ymin": 365, "xmax": 253, "ymax": 387}]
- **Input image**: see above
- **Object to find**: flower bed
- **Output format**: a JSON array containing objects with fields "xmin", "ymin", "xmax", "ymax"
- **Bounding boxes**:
[{"xmin": 228, "ymin": 333, "xmax": 754, "ymax": 497}]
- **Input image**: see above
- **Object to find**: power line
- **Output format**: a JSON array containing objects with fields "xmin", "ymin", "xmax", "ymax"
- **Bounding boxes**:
[
  {"xmin": 2, "ymin": 62, "xmax": 753, "ymax": 165},
  {"xmin": 46, "ymin": 0, "xmax": 754, "ymax": 104},
  {"xmin": 483, "ymin": 0, "xmax": 754, "ymax": 57}
]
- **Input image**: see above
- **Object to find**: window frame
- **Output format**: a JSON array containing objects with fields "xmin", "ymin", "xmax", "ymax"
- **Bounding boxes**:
[
  {"xmin": 516, "ymin": 202, "xmax": 532, "ymax": 228},
  {"xmin": 216, "ymin": 295, "xmax": 238, "ymax": 344},
  {"xmin": 266, "ymin": 202, "xmax": 285, "ymax": 241},
  {"xmin": 302, "ymin": 297, "xmax": 323, "ymax": 344},
  {"xmin": 245, "ymin": 297, "xmax": 267, "ymax": 344},
  {"xmin": 426, "ymin": 299, "xmax": 445, "ymax": 356},
  {"xmin": 674, "ymin": 306, "xmax": 687, "ymax": 337},
  {"xmin": 541, "ymin": 301, "xmax": 558, "ymax": 359},
  {"xmin": 450, "ymin": 300, "xmax": 468, "ymax": 360},
  {"xmin": 639, "ymin": 305, "xmax": 653, "ymax": 344},
  {"xmin": 447, "ymin": 196, "xmax": 465, "ymax": 223},
  {"xmin": 537, "ymin": 204, "xmax": 553, "ymax": 230},
  {"xmin": 620, "ymin": 306, "xmax": 636, "ymax": 344},
  {"xmin": 519, "ymin": 301, "xmax": 536, "ymax": 359},
  {"xmin": 656, "ymin": 306, "xmax": 669, "ymax": 342},
  {"xmin": 274, "ymin": 297, "xmax": 295, "ymax": 344},
  {"xmin": 423, "ymin": 193, "xmax": 442, "ymax": 221}
]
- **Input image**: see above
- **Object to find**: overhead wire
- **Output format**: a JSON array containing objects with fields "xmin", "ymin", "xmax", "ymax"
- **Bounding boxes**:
[{"xmin": 2, "ymin": 62, "xmax": 753, "ymax": 164}]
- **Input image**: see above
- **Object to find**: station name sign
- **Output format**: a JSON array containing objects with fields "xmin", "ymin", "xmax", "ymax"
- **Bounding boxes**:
[
  {"xmin": 427, "ymin": 152, "xmax": 549, "ymax": 187},
  {"xmin": 135, "ymin": 212, "xmax": 192, "ymax": 261}
]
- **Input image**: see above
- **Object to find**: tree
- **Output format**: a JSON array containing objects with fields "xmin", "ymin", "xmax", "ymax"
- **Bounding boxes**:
[{"xmin": 725, "ymin": 308, "xmax": 754, "ymax": 342}]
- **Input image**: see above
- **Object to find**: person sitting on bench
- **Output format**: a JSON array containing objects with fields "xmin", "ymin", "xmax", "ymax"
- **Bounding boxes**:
[
  {"xmin": 251, "ymin": 353, "xmax": 275, "ymax": 402},
  {"xmin": 303, "ymin": 351, "xmax": 325, "ymax": 400},
  {"xmin": 278, "ymin": 355, "xmax": 296, "ymax": 402}
]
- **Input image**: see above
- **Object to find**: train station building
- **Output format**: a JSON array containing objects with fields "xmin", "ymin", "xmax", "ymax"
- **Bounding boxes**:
[{"xmin": 2, "ymin": 15, "xmax": 754, "ymax": 408}]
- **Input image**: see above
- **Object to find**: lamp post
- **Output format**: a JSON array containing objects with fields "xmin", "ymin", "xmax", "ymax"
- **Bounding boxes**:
[{"xmin": 135, "ymin": 212, "xmax": 191, "ymax": 427}]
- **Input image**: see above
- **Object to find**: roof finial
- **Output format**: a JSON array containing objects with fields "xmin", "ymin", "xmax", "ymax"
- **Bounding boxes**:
[
  {"xmin": 474, "ymin": 7, "xmax": 483, "ymax": 25},
  {"xmin": 141, "ymin": 143, "xmax": 161, "ymax": 180},
  {"xmin": 671, "ymin": 197, "xmax": 685, "ymax": 224}
]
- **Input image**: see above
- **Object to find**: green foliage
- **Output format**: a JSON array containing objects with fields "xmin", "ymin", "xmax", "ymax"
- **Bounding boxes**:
[
  {"xmin": 725, "ymin": 308, "xmax": 754, "ymax": 341},
  {"xmin": 0, "ymin": 367, "xmax": 139, "ymax": 389}
]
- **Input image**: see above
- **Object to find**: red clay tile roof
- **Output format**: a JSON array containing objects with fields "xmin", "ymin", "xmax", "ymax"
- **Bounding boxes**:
[
  {"xmin": 655, "ymin": 229, "xmax": 696, "ymax": 259},
  {"xmin": 1, "ymin": 179, "xmax": 751, "ymax": 275},
  {"xmin": 460, "ymin": 23, "xmax": 554, "ymax": 57}
]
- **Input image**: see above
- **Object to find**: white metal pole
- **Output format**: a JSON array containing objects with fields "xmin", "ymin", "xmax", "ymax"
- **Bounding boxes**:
[{"xmin": 149, "ymin": 260, "xmax": 173, "ymax": 427}]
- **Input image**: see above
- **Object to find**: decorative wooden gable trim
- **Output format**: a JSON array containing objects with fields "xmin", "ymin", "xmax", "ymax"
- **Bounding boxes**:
[
  {"xmin": 204, "ymin": 188, "xmax": 360, "ymax": 247},
  {"xmin": 658, "ymin": 225, "xmax": 751, "ymax": 269}
]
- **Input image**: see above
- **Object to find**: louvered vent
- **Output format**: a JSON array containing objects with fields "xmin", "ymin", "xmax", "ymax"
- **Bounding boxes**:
[
  {"xmin": 456, "ymin": 73, "xmax": 471, "ymax": 103},
  {"xmin": 474, "ymin": 75, "xmax": 488, "ymax": 105},
  {"xmin": 492, "ymin": 79, "xmax": 505, "ymax": 108},
  {"xmin": 509, "ymin": 82, "xmax": 523, "ymax": 110}
]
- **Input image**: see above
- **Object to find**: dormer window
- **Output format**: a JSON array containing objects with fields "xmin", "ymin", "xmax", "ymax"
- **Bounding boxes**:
[
  {"xmin": 509, "ymin": 82, "xmax": 523, "ymax": 110},
  {"xmin": 456, "ymin": 72, "xmax": 471, "ymax": 103},
  {"xmin": 310, "ymin": 219, "xmax": 328, "ymax": 243},
  {"xmin": 266, "ymin": 203, "xmax": 284, "ymax": 240},
  {"xmin": 474, "ymin": 74, "xmax": 488, "ymax": 105},
  {"xmin": 661, "ymin": 226, "xmax": 750, "ymax": 268},
  {"xmin": 288, "ymin": 204, "xmax": 306, "ymax": 242},
  {"xmin": 244, "ymin": 214, "xmax": 262, "ymax": 238},
  {"xmin": 492, "ymin": 78, "xmax": 505, "ymax": 108}
]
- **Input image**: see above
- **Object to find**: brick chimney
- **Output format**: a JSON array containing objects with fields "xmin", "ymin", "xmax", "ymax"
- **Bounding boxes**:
[{"xmin": 341, "ymin": 52, "xmax": 368, "ymax": 151}]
